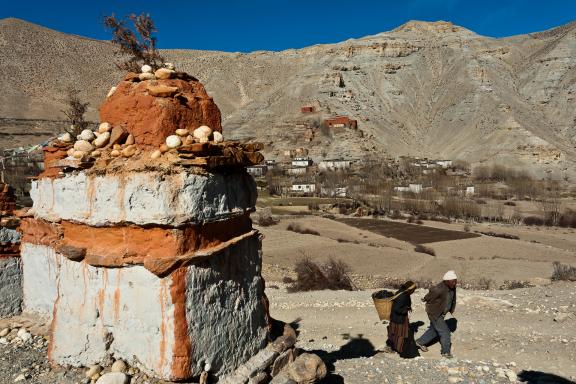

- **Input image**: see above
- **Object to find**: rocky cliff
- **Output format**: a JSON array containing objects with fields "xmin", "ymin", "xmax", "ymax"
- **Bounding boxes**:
[{"xmin": 1, "ymin": 18, "xmax": 575, "ymax": 178}]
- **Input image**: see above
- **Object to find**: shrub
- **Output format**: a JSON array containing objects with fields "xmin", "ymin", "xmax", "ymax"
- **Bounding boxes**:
[
  {"xmin": 308, "ymin": 203, "xmax": 320, "ymax": 211},
  {"xmin": 415, "ymin": 219, "xmax": 424, "ymax": 225},
  {"xmin": 104, "ymin": 13, "xmax": 165, "ymax": 72},
  {"xmin": 559, "ymin": 209, "xmax": 576, "ymax": 228},
  {"xmin": 504, "ymin": 201, "xmax": 516, "ymax": 206},
  {"xmin": 61, "ymin": 89, "xmax": 89, "ymax": 137},
  {"xmin": 524, "ymin": 216, "xmax": 544, "ymax": 226},
  {"xmin": 407, "ymin": 216, "xmax": 416, "ymax": 223},
  {"xmin": 254, "ymin": 207, "xmax": 278, "ymax": 227},
  {"xmin": 336, "ymin": 238, "xmax": 359, "ymax": 244},
  {"xmin": 551, "ymin": 262, "xmax": 576, "ymax": 281},
  {"xmin": 463, "ymin": 224, "xmax": 471, "ymax": 232},
  {"xmin": 390, "ymin": 210, "xmax": 403, "ymax": 220},
  {"xmin": 287, "ymin": 257, "xmax": 355, "ymax": 292},
  {"xmin": 500, "ymin": 280, "xmax": 533, "ymax": 290},
  {"xmin": 286, "ymin": 223, "xmax": 320, "ymax": 236},
  {"xmin": 477, "ymin": 231, "xmax": 520, "ymax": 240},
  {"xmin": 414, "ymin": 244, "xmax": 435, "ymax": 256}
]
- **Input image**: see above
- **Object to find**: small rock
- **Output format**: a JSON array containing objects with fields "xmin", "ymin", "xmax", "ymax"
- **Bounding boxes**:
[
  {"xmin": 139, "ymin": 72, "xmax": 155, "ymax": 81},
  {"xmin": 154, "ymin": 68, "xmax": 175, "ymax": 80},
  {"xmin": 193, "ymin": 125, "xmax": 212, "ymax": 141},
  {"xmin": 110, "ymin": 149, "xmax": 121, "ymax": 157},
  {"xmin": 107, "ymin": 86, "xmax": 117, "ymax": 98},
  {"xmin": 183, "ymin": 135, "xmax": 195, "ymax": 145},
  {"xmin": 147, "ymin": 84, "xmax": 178, "ymax": 97},
  {"xmin": 79, "ymin": 129, "xmax": 96, "ymax": 141},
  {"xmin": 19, "ymin": 332, "xmax": 32, "ymax": 342},
  {"xmin": 554, "ymin": 313, "xmax": 572, "ymax": 323},
  {"xmin": 13, "ymin": 374, "xmax": 26, "ymax": 382},
  {"xmin": 151, "ymin": 150, "xmax": 162, "ymax": 159},
  {"xmin": 204, "ymin": 363, "xmax": 212, "ymax": 372},
  {"xmin": 213, "ymin": 131, "xmax": 224, "ymax": 143},
  {"xmin": 448, "ymin": 377, "xmax": 462, "ymax": 383},
  {"xmin": 166, "ymin": 135, "xmax": 182, "ymax": 149},
  {"xmin": 96, "ymin": 372, "xmax": 129, "ymax": 384},
  {"xmin": 85, "ymin": 365, "xmax": 103, "ymax": 378},
  {"xmin": 98, "ymin": 122, "xmax": 112, "ymax": 133},
  {"xmin": 175, "ymin": 128, "xmax": 189, "ymax": 137},
  {"xmin": 58, "ymin": 132, "xmax": 73, "ymax": 143},
  {"xmin": 67, "ymin": 148, "xmax": 75, "ymax": 157},
  {"xmin": 122, "ymin": 146, "xmax": 137, "ymax": 158},
  {"xmin": 111, "ymin": 359, "xmax": 127, "ymax": 373},
  {"xmin": 94, "ymin": 132, "xmax": 111, "ymax": 148},
  {"xmin": 505, "ymin": 370, "xmax": 517, "ymax": 382},
  {"xmin": 108, "ymin": 126, "xmax": 128, "ymax": 147},
  {"xmin": 0, "ymin": 328, "xmax": 9, "ymax": 337},
  {"xmin": 74, "ymin": 140, "xmax": 94, "ymax": 153},
  {"xmin": 159, "ymin": 144, "xmax": 170, "ymax": 153},
  {"xmin": 73, "ymin": 150, "xmax": 87, "ymax": 159},
  {"xmin": 125, "ymin": 134, "xmax": 135, "ymax": 145},
  {"xmin": 164, "ymin": 62, "xmax": 175, "ymax": 70},
  {"xmin": 447, "ymin": 368, "xmax": 460, "ymax": 376},
  {"xmin": 141, "ymin": 65, "xmax": 152, "ymax": 73}
]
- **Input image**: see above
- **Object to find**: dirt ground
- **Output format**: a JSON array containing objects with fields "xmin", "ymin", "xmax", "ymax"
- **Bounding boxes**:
[
  {"xmin": 258, "ymin": 215, "xmax": 576, "ymax": 286},
  {"xmin": 266, "ymin": 281, "xmax": 576, "ymax": 383}
]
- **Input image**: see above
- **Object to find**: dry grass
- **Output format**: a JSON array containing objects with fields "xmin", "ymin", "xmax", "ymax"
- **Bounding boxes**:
[
  {"xmin": 414, "ymin": 244, "xmax": 436, "ymax": 256},
  {"xmin": 286, "ymin": 223, "xmax": 320, "ymax": 236},
  {"xmin": 551, "ymin": 262, "xmax": 576, "ymax": 281},
  {"xmin": 477, "ymin": 231, "xmax": 520, "ymax": 240},
  {"xmin": 287, "ymin": 257, "xmax": 355, "ymax": 292}
]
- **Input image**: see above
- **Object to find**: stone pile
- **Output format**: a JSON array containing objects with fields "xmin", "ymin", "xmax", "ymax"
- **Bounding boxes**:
[
  {"xmin": 16, "ymin": 64, "xmax": 271, "ymax": 382},
  {"xmin": 0, "ymin": 183, "xmax": 22, "ymax": 317},
  {"xmin": 219, "ymin": 323, "xmax": 327, "ymax": 384}
]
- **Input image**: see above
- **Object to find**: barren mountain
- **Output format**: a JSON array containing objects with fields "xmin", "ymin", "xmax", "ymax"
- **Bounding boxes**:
[{"xmin": 1, "ymin": 18, "xmax": 576, "ymax": 178}]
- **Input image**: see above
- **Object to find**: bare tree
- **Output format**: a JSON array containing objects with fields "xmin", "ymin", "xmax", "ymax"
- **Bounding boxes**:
[
  {"xmin": 61, "ymin": 89, "xmax": 89, "ymax": 137},
  {"xmin": 104, "ymin": 13, "xmax": 165, "ymax": 72}
]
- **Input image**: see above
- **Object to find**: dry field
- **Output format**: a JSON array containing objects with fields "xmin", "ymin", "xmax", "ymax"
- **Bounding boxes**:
[{"xmin": 259, "ymin": 215, "xmax": 576, "ymax": 286}]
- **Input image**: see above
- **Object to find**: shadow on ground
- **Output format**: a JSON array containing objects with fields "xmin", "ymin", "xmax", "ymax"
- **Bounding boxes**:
[
  {"xmin": 518, "ymin": 370, "xmax": 576, "ymax": 384},
  {"xmin": 307, "ymin": 333, "xmax": 377, "ymax": 384}
]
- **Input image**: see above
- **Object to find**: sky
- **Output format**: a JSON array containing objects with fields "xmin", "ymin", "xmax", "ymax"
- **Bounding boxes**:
[{"xmin": 1, "ymin": 0, "xmax": 575, "ymax": 52}]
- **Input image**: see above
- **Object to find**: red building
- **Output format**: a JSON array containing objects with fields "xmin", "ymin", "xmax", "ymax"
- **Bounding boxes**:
[
  {"xmin": 300, "ymin": 106, "xmax": 315, "ymax": 113},
  {"xmin": 323, "ymin": 116, "xmax": 358, "ymax": 129}
]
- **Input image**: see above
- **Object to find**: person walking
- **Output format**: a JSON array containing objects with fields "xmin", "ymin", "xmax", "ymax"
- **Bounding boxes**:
[
  {"xmin": 384, "ymin": 281, "xmax": 420, "ymax": 358},
  {"xmin": 416, "ymin": 271, "xmax": 458, "ymax": 358}
]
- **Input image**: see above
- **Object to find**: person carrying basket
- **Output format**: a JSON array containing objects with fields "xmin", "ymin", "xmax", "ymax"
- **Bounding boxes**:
[{"xmin": 382, "ymin": 281, "xmax": 419, "ymax": 358}]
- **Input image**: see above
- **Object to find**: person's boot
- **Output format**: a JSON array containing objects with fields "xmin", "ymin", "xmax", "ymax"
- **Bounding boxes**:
[
  {"xmin": 416, "ymin": 342, "xmax": 428, "ymax": 352},
  {"xmin": 442, "ymin": 353, "xmax": 454, "ymax": 359},
  {"xmin": 383, "ymin": 345, "xmax": 394, "ymax": 354}
]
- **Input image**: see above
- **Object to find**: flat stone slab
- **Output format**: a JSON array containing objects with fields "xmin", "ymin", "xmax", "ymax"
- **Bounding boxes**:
[{"xmin": 30, "ymin": 170, "xmax": 256, "ymax": 227}]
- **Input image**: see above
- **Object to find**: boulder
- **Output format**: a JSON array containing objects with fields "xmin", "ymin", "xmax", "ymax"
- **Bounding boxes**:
[
  {"xmin": 139, "ymin": 72, "xmax": 155, "ymax": 81},
  {"xmin": 141, "ymin": 65, "xmax": 152, "ymax": 73},
  {"xmin": 286, "ymin": 353, "xmax": 327, "ymax": 384},
  {"xmin": 94, "ymin": 132, "xmax": 110, "ymax": 148},
  {"xmin": 108, "ymin": 126, "xmax": 128, "ymax": 147},
  {"xmin": 100, "ymin": 77, "xmax": 222, "ymax": 148}
]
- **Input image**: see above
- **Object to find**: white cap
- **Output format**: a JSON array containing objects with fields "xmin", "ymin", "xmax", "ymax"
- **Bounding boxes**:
[{"xmin": 443, "ymin": 270, "xmax": 458, "ymax": 281}]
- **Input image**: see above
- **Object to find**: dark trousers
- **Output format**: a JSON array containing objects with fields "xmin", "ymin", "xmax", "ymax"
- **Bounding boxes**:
[{"xmin": 416, "ymin": 315, "xmax": 451, "ymax": 355}]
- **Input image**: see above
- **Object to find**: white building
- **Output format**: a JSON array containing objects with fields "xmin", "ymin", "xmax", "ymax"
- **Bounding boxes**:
[
  {"xmin": 291, "ymin": 184, "xmax": 316, "ymax": 194},
  {"xmin": 436, "ymin": 160, "xmax": 453, "ymax": 168},
  {"xmin": 291, "ymin": 157, "xmax": 313, "ymax": 167},
  {"xmin": 286, "ymin": 167, "xmax": 307, "ymax": 176},
  {"xmin": 321, "ymin": 186, "xmax": 348, "ymax": 197},
  {"xmin": 318, "ymin": 159, "xmax": 353, "ymax": 171},
  {"xmin": 394, "ymin": 184, "xmax": 423, "ymax": 194},
  {"xmin": 465, "ymin": 186, "xmax": 475, "ymax": 196},
  {"xmin": 247, "ymin": 165, "xmax": 268, "ymax": 177}
]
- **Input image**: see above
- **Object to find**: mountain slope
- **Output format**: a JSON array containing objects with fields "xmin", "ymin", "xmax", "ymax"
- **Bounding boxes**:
[{"xmin": 1, "ymin": 18, "xmax": 575, "ymax": 178}]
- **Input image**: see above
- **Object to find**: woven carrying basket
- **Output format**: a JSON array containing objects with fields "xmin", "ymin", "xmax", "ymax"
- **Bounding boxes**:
[{"xmin": 372, "ymin": 290, "xmax": 402, "ymax": 321}]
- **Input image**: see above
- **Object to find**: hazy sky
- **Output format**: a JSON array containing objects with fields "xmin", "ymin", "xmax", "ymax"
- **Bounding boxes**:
[{"xmin": 2, "ymin": 0, "xmax": 575, "ymax": 52}]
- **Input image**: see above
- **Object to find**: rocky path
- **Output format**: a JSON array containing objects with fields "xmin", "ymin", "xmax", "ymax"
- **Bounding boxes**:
[
  {"xmin": 266, "ymin": 282, "xmax": 576, "ymax": 383},
  {"xmin": 0, "ymin": 283, "xmax": 575, "ymax": 383}
]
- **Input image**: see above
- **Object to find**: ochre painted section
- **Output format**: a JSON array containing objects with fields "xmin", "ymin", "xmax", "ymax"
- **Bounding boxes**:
[
  {"xmin": 19, "ymin": 215, "xmax": 252, "ymax": 274},
  {"xmin": 19, "ymin": 217, "xmax": 62, "ymax": 247},
  {"xmin": 170, "ymin": 268, "xmax": 192, "ymax": 380}
]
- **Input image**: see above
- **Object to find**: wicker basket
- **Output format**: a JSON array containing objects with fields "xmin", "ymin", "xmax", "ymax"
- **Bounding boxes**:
[{"xmin": 372, "ymin": 290, "xmax": 401, "ymax": 321}]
